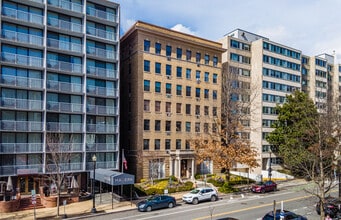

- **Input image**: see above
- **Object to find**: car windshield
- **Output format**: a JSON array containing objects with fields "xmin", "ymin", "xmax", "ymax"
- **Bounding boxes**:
[
  {"xmin": 145, "ymin": 196, "xmax": 158, "ymax": 201},
  {"xmin": 255, "ymin": 182, "xmax": 264, "ymax": 186},
  {"xmin": 190, "ymin": 189, "xmax": 200, "ymax": 194}
]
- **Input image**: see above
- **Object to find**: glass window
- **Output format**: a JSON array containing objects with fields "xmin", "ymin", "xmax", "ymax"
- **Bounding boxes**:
[
  {"xmin": 155, "ymin": 101, "xmax": 161, "ymax": 112},
  {"xmin": 204, "ymin": 72, "xmax": 209, "ymax": 82},
  {"xmin": 196, "ymin": 52, "xmax": 201, "ymax": 63},
  {"xmin": 186, "ymin": 86, "xmax": 191, "ymax": 96},
  {"xmin": 144, "ymin": 80, "xmax": 150, "ymax": 91},
  {"xmin": 186, "ymin": 50, "xmax": 191, "ymax": 61},
  {"xmin": 155, "ymin": 81, "xmax": 161, "ymax": 93},
  {"xmin": 195, "ymin": 105, "xmax": 200, "ymax": 115},
  {"xmin": 144, "ymin": 40, "xmax": 150, "ymax": 52},
  {"xmin": 196, "ymin": 88, "xmax": 201, "ymax": 98},
  {"xmin": 144, "ymin": 100, "xmax": 150, "ymax": 111},
  {"xmin": 155, "ymin": 42, "xmax": 161, "ymax": 54},
  {"xmin": 176, "ymin": 103, "xmax": 181, "ymax": 113},
  {"xmin": 176, "ymin": 139, "xmax": 181, "ymax": 149},
  {"xmin": 213, "ymin": 90, "xmax": 217, "ymax": 100},
  {"xmin": 155, "ymin": 139, "xmax": 160, "ymax": 150},
  {"xmin": 186, "ymin": 122, "xmax": 191, "ymax": 132},
  {"xmin": 143, "ymin": 139, "xmax": 149, "ymax": 150},
  {"xmin": 195, "ymin": 122, "xmax": 200, "ymax": 132},
  {"xmin": 176, "ymin": 66, "xmax": 182, "ymax": 78},
  {"xmin": 166, "ymin": 64, "xmax": 171, "ymax": 76},
  {"xmin": 186, "ymin": 104, "xmax": 191, "ymax": 114},
  {"xmin": 176, "ymin": 48, "xmax": 182, "ymax": 59},
  {"xmin": 166, "ymin": 83, "xmax": 171, "ymax": 94},
  {"xmin": 176, "ymin": 85, "xmax": 182, "ymax": 96},
  {"xmin": 196, "ymin": 70, "xmax": 200, "ymax": 80},
  {"xmin": 204, "ymin": 89, "xmax": 209, "ymax": 99},
  {"xmin": 144, "ymin": 119, "xmax": 150, "ymax": 130},
  {"xmin": 204, "ymin": 106, "xmax": 209, "ymax": 115},
  {"xmin": 155, "ymin": 62, "xmax": 161, "ymax": 74},
  {"xmin": 213, "ymin": 74, "xmax": 218, "ymax": 84},
  {"xmin": 165, "ymin": 102, "xmax": 171, "ymax": 112},
  {"xmin": 165, "ymin": 121, "xmax": 171, "ymax": 131},
  {"xmin": 186, "ymin": 68, "xmax": 191, "ymax": 79},
  {"xmin": 176, "ymin": 121, "xmax": 181, "ymax": 132},
  {"xmin": 213, "ymin": 56, "xmax": 218, "ymax": 67},
  {"xmin": 165, "ymin": 139, "xmax": 171, "ymax": 150},
  {"xmin": 166, "ymin": 45, "xmax": 172, "ymax": 57},
  {"xmin": 144, "ymin": 60, "xmax": 150, "ymax": 72},
  {"xmin": 204, "ymin": 54, "xmax": 209, "ymax": 65},
  {"xmin": 154, "ymin": 120, "xmax": 161, "ymax": 131}
]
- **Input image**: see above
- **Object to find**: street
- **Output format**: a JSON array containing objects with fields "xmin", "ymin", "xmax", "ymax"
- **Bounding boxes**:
[{"xmin": 80, "ymin": 184, "xmax": 324, "ymax": 220}]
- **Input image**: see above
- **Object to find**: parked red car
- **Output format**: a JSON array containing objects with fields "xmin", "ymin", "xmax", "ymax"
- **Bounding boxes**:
[{"xmin": 251, "ymin": 180, "xmax": 277, "ymax": 193}]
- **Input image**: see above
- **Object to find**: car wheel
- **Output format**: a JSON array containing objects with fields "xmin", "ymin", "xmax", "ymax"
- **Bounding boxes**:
[
  {"xmin": 192, "ymin": 198, "xmax": 199, "ymax": 205},
  {"xmin": 273, "ymin": 186, "xmax": 277, "ymax": 191},
  {"xmin": 211, "ymin": 195, "xmax": 217, "ymax": 202},
  {"xmin": 261, "ymin": 188, "xmax": 265, "ymax": 193},
  {"xmin": 168, "ymin": 202, "xmax": 174, "ymax": 208},
  {"xmin": 146, "ymin": 206, "xmax": 152, "ymax": 212}
]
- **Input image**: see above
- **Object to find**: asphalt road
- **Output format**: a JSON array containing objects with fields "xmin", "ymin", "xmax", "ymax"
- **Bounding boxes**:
[{"xmin": 82, "ymin": 185, "xmax": 324, "ymax": 220}]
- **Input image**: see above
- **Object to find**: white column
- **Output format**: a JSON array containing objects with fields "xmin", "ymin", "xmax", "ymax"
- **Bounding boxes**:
[
  {"xmin": 169, "ymin": 157, "xmax": 173, "ymax": 176},
  {"xmin": 191, "ymin": 159, "xmax": 195, "ymax": 180},
  {"xmin": 178, "ymin": 158, "xmax": 181, "ymax": 179}
]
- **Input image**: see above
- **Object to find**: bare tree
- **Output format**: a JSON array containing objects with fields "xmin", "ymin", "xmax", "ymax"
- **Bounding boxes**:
[{"xmin": 45, "ymin": 133, "xmax": 75, "ymax": 217}]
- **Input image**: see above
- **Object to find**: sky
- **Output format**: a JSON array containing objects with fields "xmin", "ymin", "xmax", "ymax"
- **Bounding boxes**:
[{"xmin": 114, "ymin": 0, "xmax": 341, "ymax": 62}]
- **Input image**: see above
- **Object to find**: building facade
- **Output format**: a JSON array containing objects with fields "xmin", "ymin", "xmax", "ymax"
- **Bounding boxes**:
[
  {"xmin": 120, "ymin": 21, "xmax": 225, "ymax": 182},
  {"xmin": 0, "ymin": 0, "xmax": 120, "ymax": 194},
  {"xmin": 220, "ymin": 29, "xmax": 341, "ymax": 175}
]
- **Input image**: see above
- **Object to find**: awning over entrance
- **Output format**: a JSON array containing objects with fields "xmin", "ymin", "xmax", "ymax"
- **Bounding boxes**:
[{"xmin": 90, "ymin": 168, "xmax": 135, "ymax": 186}]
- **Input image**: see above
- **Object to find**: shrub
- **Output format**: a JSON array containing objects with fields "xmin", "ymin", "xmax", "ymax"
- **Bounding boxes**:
[
  {"xmin": 219, "ymin": 182, "xmax": 238, "ymax": 193},
  {"xmin": 207, "ymin": 178, "xmax": 224, "ymax": 187}
]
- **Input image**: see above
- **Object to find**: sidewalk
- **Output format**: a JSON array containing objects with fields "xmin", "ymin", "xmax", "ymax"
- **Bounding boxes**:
[{"xmin": 0, "ymin": 179, "xmax": 307, "ymax": 220}]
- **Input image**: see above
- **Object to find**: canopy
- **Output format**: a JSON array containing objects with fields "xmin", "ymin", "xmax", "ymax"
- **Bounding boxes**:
[{"xmin": 90, "ymin": 168, "xmax": 135, "ymax": 186}]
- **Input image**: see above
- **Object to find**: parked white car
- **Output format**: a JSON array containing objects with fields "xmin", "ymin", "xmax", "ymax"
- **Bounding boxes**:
[{"xmin": 182, "ymin": 187, "xmax": 218, "ymax": 204}]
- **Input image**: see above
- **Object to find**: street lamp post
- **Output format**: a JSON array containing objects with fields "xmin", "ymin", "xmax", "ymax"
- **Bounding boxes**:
[
  {"xmin": 268, "ymin": 151, "xmax": 272, "ymax": 181},
  {"xmin": 91, "ymin": 154, "xmax": 97, "ymax": 213}
]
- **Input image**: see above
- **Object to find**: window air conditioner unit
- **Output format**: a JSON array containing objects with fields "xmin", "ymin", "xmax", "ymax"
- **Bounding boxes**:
[
  {"xmin": 196, "ymin": 97, "xmax": 200, "ymax": 101},
  {"xmin": 166, "ymin": 112, "xmax": 171, "ymax": 117},
  {"xmin": 166, "ymin": 132, "xmax": 171, "ymax": 135},
  {"xmin": 197, "ymin": 63, "xmax": 200, "ymax": 67},
  {"xmin": 166, "ymin": 94, "xmax": 172, "ymax": 98},
  {"xmin": 167, "ymin": 75, "xmax": 171, "ymax": 79},
  {"xmin": 196, "ymin": 115, "xmax": 200, "ymax": 119},
  {"xmin": 167, "ymin": 56, "xmax": 171, "ymax": 61},
  {"xmin": 196, "ymin": 78, "xmax": 201, "ymax": 84}
]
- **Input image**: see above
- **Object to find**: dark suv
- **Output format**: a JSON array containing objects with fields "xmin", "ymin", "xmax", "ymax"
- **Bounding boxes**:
[{"xmin": 316, "ymin": 196, "xmax": 341, "ymax": 218}]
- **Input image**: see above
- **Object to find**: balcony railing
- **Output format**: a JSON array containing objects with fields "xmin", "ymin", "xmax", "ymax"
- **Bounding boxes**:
[
  {"xmin": 48, "ymin": 0, "xmax": 83, "ymax": 13},
  {"xmin": 46, "ymin": 122, "xmax": 83, "ymax": 132},
  {"xmin": 2, "ymin": 7, "xmax": 43, "ymax": 25},
  {"xmin": 1, "ymin": 120, "xmax": 43, "ymax": 131},
  {"xmin": 1, "ymin": 52, "xmax": 43, "ymax": 67},
  {"xmin": 47, "ymin": 38, "xmax": 82, "ymax": 53},
  {"xmin": 0, "ymin": 164, "xmax": 42, "ymax": 176},
  {"xmin": 29, "ymin": 0, "xmax": 44, "ymax": 3},
  {"xmin": 87, "ymin": 66, "xmax": 117, "ymax": 79},
  {"xmin": 47, "ymin": 60, "xmax": 82, "ymax": 73},
  {"xmin": 46, "ymin": 143, "xmax": 83, "ymax": 151},
  {"xmin": 2, "ymin": 29, "xmax": 43, "ymax": 46},
  {"xmin": 1, "ymin": 97, "xmax": 43, "ymax": 110},
  {"xmin": 0, "ymin": 143, "xmax": 43, "ymax": 153},
  {"xmin": 86, "ymin": 26, "xmax": 115, "ymax": 41},
  {"xmin": 86, "ymin": 143, "xmax": 118, "ymax": 152},
  {"xmin": 86, "ymin": 86, "xmax": 117, "ymax": 97},
  {"xmin": 46, "ymin": 162, "xmax": 83, "ymax": 172},
  {"xmin": 87, "ymin": 7, "xmax": 117, "ymax": 22},
  {"xmin": 47, "ymin": 101, "xmax": 83, "ymax": 113},
  {"xmin": 86, "ymin": 124, "xmax": 118, "ymax": 133},
  {"xmin": 47, "ymin": 80, "xmax": 82, "ymax": 93},
  {"xmin": 87, "ymin": 105, "xmax": 117, "ymax": 115},
  {"xmin": 87, "ymin": 46, "xmax": 116, "ymax": 59},
  {"xmin": 47, "ymin": 17, "xmax": 82, "ymax": 33},
  {"xmin": 86, "ymin": 161, "xmax": 116, "ymax": 170},
  {"xmin": 1, "ymin": 75, "xmax": 43, "ymax": 89}
]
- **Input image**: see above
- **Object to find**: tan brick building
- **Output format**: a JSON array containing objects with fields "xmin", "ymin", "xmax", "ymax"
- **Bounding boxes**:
[{"xmin": 120, "ymin": 21, "xmax": 225, "ymax": 182}]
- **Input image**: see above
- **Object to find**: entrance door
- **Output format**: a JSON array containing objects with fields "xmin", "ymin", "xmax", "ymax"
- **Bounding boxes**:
[
  {"xmin": 19, "ymin": 176, "xmax": 37, "ymax": 194},
  {"xmin": 180, "ymin": 160, "xmax": 187, "ymax": 178}
]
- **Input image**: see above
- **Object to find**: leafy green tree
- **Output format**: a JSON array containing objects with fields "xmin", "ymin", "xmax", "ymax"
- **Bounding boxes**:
[{"xmin": 267, "ymin": 91, "xmax": 340, "ymax": 219}]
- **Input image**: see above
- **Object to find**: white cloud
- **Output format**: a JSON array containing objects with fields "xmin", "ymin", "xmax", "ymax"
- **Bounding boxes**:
[{"xmin": 171, "ymin": 24, "xmax": 197, "ymax": 36}]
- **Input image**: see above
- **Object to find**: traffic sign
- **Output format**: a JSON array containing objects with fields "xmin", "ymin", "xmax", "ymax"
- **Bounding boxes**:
[{"xmin": 32, "ymin": 200, "xmax": 36, "ymax": 205}]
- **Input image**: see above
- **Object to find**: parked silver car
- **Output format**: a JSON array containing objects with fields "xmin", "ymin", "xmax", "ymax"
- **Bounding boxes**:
[{"xmin": 182, "ymin": 187, "xmax": 218, "ymax": 204}]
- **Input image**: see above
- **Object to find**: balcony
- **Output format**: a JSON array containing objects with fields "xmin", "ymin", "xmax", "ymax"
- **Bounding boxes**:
[
  {"xmin": 46, "ymin": 122, "xmax": 83, "ymax": 132},
  {"xmin": 86, "ymin": 161, "xmax": 116, "ymax": 170},
  {"xmin": 1, "ymin": 75, "xmax": 43, "ymax": 89},
  {"xmin": 47, "ymin": 59, "xmax": 82, "ymax": 73},
  {"xmin": 1, "ymin": 98, "xmax": 43, "ymax": 111},
  {"xmin": 86, "ymin": 143, "xmax": 118, "ymax": 152},
  {"xmin": 1, "ymin": 120, "xmax": 43, "ymax": 131},
  {"xmin": 0, "ymin": 143, "xmax": 43, "ymax": 153},
  {"xmin": 47, "ymin": 38, "xmax": 82, "ymax": 53},
  {"xmin": 2, "ymin": 7, "xmax": 43, "ymax": 25},
  {"xmin": 0, "ymin": 164, "xmax": 42, "ymax": 176},
  {"xmin": 46, "ymin": 143, "xmax": 83, "ymax": 152},
  {"xmin": 87, "ymin": 105, "xmax": 117, "ymax": 115},
  {"xmin": 2, "ymin": 30, "xmax": 43, "ymax": 46},
  {"xmin": 87, "ymin": 7, "xmax": 117, "ymax": 23},
  {"xmin": 87, "ymin": 86, "xmax": 117, "ymax": 97},
  {"xmin": 47, "ymin": 80, "xmax": 82, "ymax": 93},
  {"xmin": 46, "ymin": 162, "xmax": 83, "ymax": 172},
  {"xmin": 47, "ymin": 17, "xmax": 83, "ymax": 33},
  {"xmin": 47, "ymin": 101, "xmax": 83, "ymax": 113},
  {"xmin": 86, "ymin": 26, "xmax": 116, "ymax": 41},
  {"xmin": 87, "ymin": 66, "xmax": 117, "ymax": 79},
  {"xmin": 48, "ymin": 0, "xmax": 83, "ymax": 13},
  {"xmin": 86, "ymin": 124, "xmax": 118, "ymax": 133},
  {"xmin": 87, "ymin": 46, "xmax": 116, "ymax": 59},
  {"xmin": 1, "ymin": 52, "xmax": 43, "ymax": 68}
]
